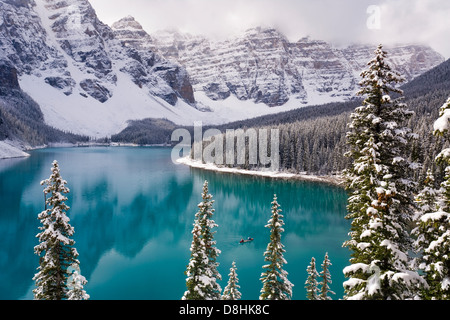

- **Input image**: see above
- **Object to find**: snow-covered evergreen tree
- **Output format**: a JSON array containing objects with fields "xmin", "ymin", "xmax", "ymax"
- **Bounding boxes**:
[
  {"xmin": 260, "ymin": 195, "xmax": 293, "ymax": 300},
  {"xmin": 182, "ymin": 223, "xmax": 209, "ymax": 300},
  {"xmin": 33, "ymin": 160, "xmax": 86, "ymax": 300},
  {"xmin": 319, "ymin": 252, "xmax": 335, "ymax": 300},
  {"xmin": 67, "ymin": 265, "xmax": 90, "ymax": 300},
  {"xmin": 182, "ymin": 180, "xmax": 222, "ymax": 300},
  {"xmin": 305, "ymin": 257, "xmax": 319, "ymax": 300},
  {"xmin": 414, "ymin": 167, "xmax": 450, "ymax": 300},
  {"xmin": 222, "ymin": 261, "xmax": 241, "ymax": 300},
  {"xmin": 413, "ymin": 169, "xmax": 440, "ymax": 272},
  {"xmin": 414, "ymin": 97, "xmax": 450, "ymax": 300},
  {"xmin": 433, "ymin": 97, "xmax": 450, "ymax": 136},
  {"xmin": 343, "ymin": 44, "xmax": 425, "ymax": 300},
  {"xmin": 414, "ymin": 170, "xmax": 439, "ymax": 216}
]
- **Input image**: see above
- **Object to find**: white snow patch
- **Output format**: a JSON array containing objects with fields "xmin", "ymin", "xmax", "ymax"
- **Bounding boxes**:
[
  {"xmin": 176, "ymin": 156, "xmax": 343, "ymax": 185},
  {"xmin": 434, "ymin": 108, "xmax": 450, "ymax": 133},
  {"xmin": 420, "ymin": 211, "xmax": 449, "ymax": 223},
  {"xmin": 19, "ymin": 74, "xmax": 316, "ymax": 139},
  {"xmin": 0, "ymin": 140, "xmax": 30, "ymax": 159}
]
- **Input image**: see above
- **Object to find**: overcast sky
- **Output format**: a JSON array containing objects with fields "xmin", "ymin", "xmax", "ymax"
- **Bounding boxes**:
[{"xmin": 89, "ymin": 0, "xmax": 450, "ymax": 58}]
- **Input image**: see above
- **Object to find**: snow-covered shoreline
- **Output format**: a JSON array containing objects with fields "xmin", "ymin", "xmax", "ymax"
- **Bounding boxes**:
[
  {"xmin": 0, "ymin": 140, "xmax": 30, "ymax": 159},
  {"xmin": 176, "ymin": 156, "xmax": 345, "ymax": 186},
  {"xmin": 0, "ymin": 145, "xmax": 344, "ymax": 187}
]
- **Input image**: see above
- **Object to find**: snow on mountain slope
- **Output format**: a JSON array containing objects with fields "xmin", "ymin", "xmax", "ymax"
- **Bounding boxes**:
[
  {"xmin": 19, "ymin": 71, "xmax": 218, "ymax": 138},
  {"xmin": 1, "ymin": 0, "xmax": 209, "ymax": 138},
  {"xmin": 20, "ymin": 70, "xmax": 308, "ymax": 138},
  {"xmin": 0, "ymin": 140, "xmax": 30, "ymax": 159},
  {"xmin": 0, "ymin": 1, "xmax": 445, "ymax": 140}
]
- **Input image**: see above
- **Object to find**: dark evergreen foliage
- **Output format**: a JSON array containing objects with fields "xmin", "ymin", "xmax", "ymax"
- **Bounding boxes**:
[
  {"xmin": 0, "ymin": 88, "xmax": 89, "ymax": 146},
  {"xmin": 111, "ymin": 118, "xmax": 180, "ymax": 145},
  {"xmin": 33, "ymin": 161, "xmax": 88, "ymax": 300},
  {"xmin": 342, "ymin": 45, "xmax": 425, "ymax": 299},
  {"xmin": 112, "ymin": 59, "xmax": 450, "ymax": 181}
]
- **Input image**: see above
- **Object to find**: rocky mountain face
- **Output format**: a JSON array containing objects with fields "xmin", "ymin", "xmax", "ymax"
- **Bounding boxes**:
[
  {"xmin": 0, "ymin": 62, "xmax": 20, "ymax": 90},
  {"xmin": 0, "ymin": 0, "xmax": 195, "ymax": 106},
  {"xmin": 0, "ymin": 0, "xmax": 445, "ymax": 141},
  {"xmin": 150, "ymin": 27, "xmax": 445, "ymax": 107},
  {"xmin": 111, "ymin": 16, "xmax": 195, "ymax": 105}
]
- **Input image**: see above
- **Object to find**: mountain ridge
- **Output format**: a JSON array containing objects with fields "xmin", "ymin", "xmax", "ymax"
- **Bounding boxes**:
[
  {"xmin": 111, "ymin": 56, "xmax": 450, "ymax": 146},
  {"xmin": 0, "ymin": 0, "xmax": 215, "ymax": 138},
  {"xmin": 0, "ymin": 0, "xmax": 445, "ymax": 142},
  {"xmin": 148, "ymin": 25, "xmax": 444, "ymax": 107}
]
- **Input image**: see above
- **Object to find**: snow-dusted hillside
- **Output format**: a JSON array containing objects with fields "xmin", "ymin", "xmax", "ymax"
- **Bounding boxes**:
[
  {"xmin": 0, "ymin": 0, "xmax": 445, "ymax": 140},
  {"xmin": 0, "ymin": 0, "xmax": 206, "ymax": 138},
  {"xmin": 0, "ymin": 140, "xmax": 29, "ymax": 159}
]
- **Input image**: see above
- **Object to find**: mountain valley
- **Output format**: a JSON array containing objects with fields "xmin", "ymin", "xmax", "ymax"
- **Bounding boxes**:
[{"xmin": 0, "ymin": 0, "xmax": 446, "ymax": 155}]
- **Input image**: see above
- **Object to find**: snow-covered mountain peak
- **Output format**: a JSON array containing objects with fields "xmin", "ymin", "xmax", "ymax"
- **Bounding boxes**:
[
  {"xmin": 0, "ymin": 0, "xmax": 204, "ymax": 137},
  {"xmin": 111, "ymin": 15, "xmax": 144, "ymax": 31},
  {"xmin": 150, "ymin": 27, "xmax": 445, "ymax": 107},
  {"xmin": 241, "ymin": 26, "xmax": 288, "ymax": 41},
  {"xmin": 0, "ymin": 1, "xmax": 445, "ymax": 139}
]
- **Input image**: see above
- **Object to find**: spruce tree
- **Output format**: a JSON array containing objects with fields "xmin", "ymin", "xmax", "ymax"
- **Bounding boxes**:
[
  {"xmin": 319, "ymin": 252, "xmax": 335, "ymax": 300},
  {"xmin": 182, "ymin": 223, "xmax": 209, "ymax": 300},
  {"xmin": 222, "ymin": 261, "xmax": 242, "ymax": 300},
  {"xmin": 33, "ymin": 160, "xmax": 86, "ymax": 300},
  {"xmin": 67, "ymin": 265, "xmax": 90, "ymax": 300},
  {"xmin": 414, "ymin": 170, "xmax": 439, "ymax": 217},
  {"xmin": 413, "ymin": 169, "xmax": 440, "ymax": 281},
  {"xmin": 414, "ymin": 97, "xmax": 450, "ymax": 299},
  {"xmin": 413, "ymin": 168, "xmax": 449, "ymax": 299},
  {"xmin": 343, "ymin": 45, "xmax": 425, "ymax": 299},
  {"xmin": 433, "ymin": 97, "xmax": 450, "ymax": 136},
  {"xmin": 182, "ymin": 180, "xmax": 222, "ymax": 300},
  {"xmin": 305, "ymin": 257, "xmax": 319, "ymax": 300},
  {"xmin": 260, "ymin": 195, "xmax": 293, "ymax": 300}
]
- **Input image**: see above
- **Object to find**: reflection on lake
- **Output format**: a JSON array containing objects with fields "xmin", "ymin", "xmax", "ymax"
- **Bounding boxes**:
[{"xmin": 0, "ymin": 147, "xmax": 350, "ymax": 300}]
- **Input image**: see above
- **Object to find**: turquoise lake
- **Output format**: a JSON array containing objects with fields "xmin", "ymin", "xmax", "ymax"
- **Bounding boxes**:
[{"xmin": 0, "ymin": 147, "xmax": 350, "ymax": 300}]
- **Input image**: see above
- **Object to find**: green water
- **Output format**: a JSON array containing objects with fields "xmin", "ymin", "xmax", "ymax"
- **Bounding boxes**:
[{"xmin": 0, "ymin": 147, "xmax": 350, "ymax": 300}]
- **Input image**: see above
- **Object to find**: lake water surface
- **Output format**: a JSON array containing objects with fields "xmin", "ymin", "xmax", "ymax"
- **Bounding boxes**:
[{"xmin": 0, "ymin": 147, "xmax": 350, "ymax": 300}]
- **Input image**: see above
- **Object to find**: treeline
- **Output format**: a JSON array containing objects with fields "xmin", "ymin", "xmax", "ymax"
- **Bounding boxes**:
[
  {"xmin": 245, "ymin": 83, "xmax": 450, "ymax": 177},
  {"xmin": 237, "ymin": 112, "xmax": 352, "ymax": 175},
  {"xmin": 110, "ymin": 118, "xmax": 178, "ymax": 145},
  {"xmin": 191, "ymin": 58, "xmax": 450, "ymax": 182},
  {"xmin": 186, "ymin": 88, "xmax": 449, "ymax": 179},
  {"xmin": 110, "ymin": 99, "xmax": 360, "ymax": 149},
  {"xmin": 112, "ymin": 58, "xmax": 450, "ymax": 184},
  {"xmin": 0, "ymin": 88, "xmax": 89, "ymax": 146}
]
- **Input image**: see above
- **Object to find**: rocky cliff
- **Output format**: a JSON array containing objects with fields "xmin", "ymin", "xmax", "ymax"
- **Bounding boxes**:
[
  {"xmin": 111, "ymin": 16, "xmax": 195, "ymax": 105},
  {"xmin": 150, "ymin": 27, "xmax": 445, "ymax": 107},
  {"xmin": 0, "ymin": 0, "xmax": 195, "ymax": 106},
  {"xmin": 0, "ymin": 0, "xmax": 445, "ymax": 138},
  {"xmin": 0, "ymin": 61, "xmax": 20, "ymax": 90}
]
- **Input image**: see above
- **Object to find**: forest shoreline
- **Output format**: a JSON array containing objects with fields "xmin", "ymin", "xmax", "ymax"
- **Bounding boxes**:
[{"xmin": 176, "ymin": 156, "xmax": 345, "ymax": 187}]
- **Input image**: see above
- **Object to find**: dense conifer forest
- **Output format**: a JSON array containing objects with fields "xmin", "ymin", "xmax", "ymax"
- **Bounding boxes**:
[
  {"xmin": 112, "ymin": 58, "xmax": 450, "ymax": 185},
  {"xmin": 0, "ymin": 88, "xmax": 89, "ymax": 146}
]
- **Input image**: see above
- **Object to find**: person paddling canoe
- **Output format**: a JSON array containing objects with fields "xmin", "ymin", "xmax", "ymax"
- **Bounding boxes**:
[{"xmin": 240, "ymin": 237, "xmax": 254, "ymax": 243}]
